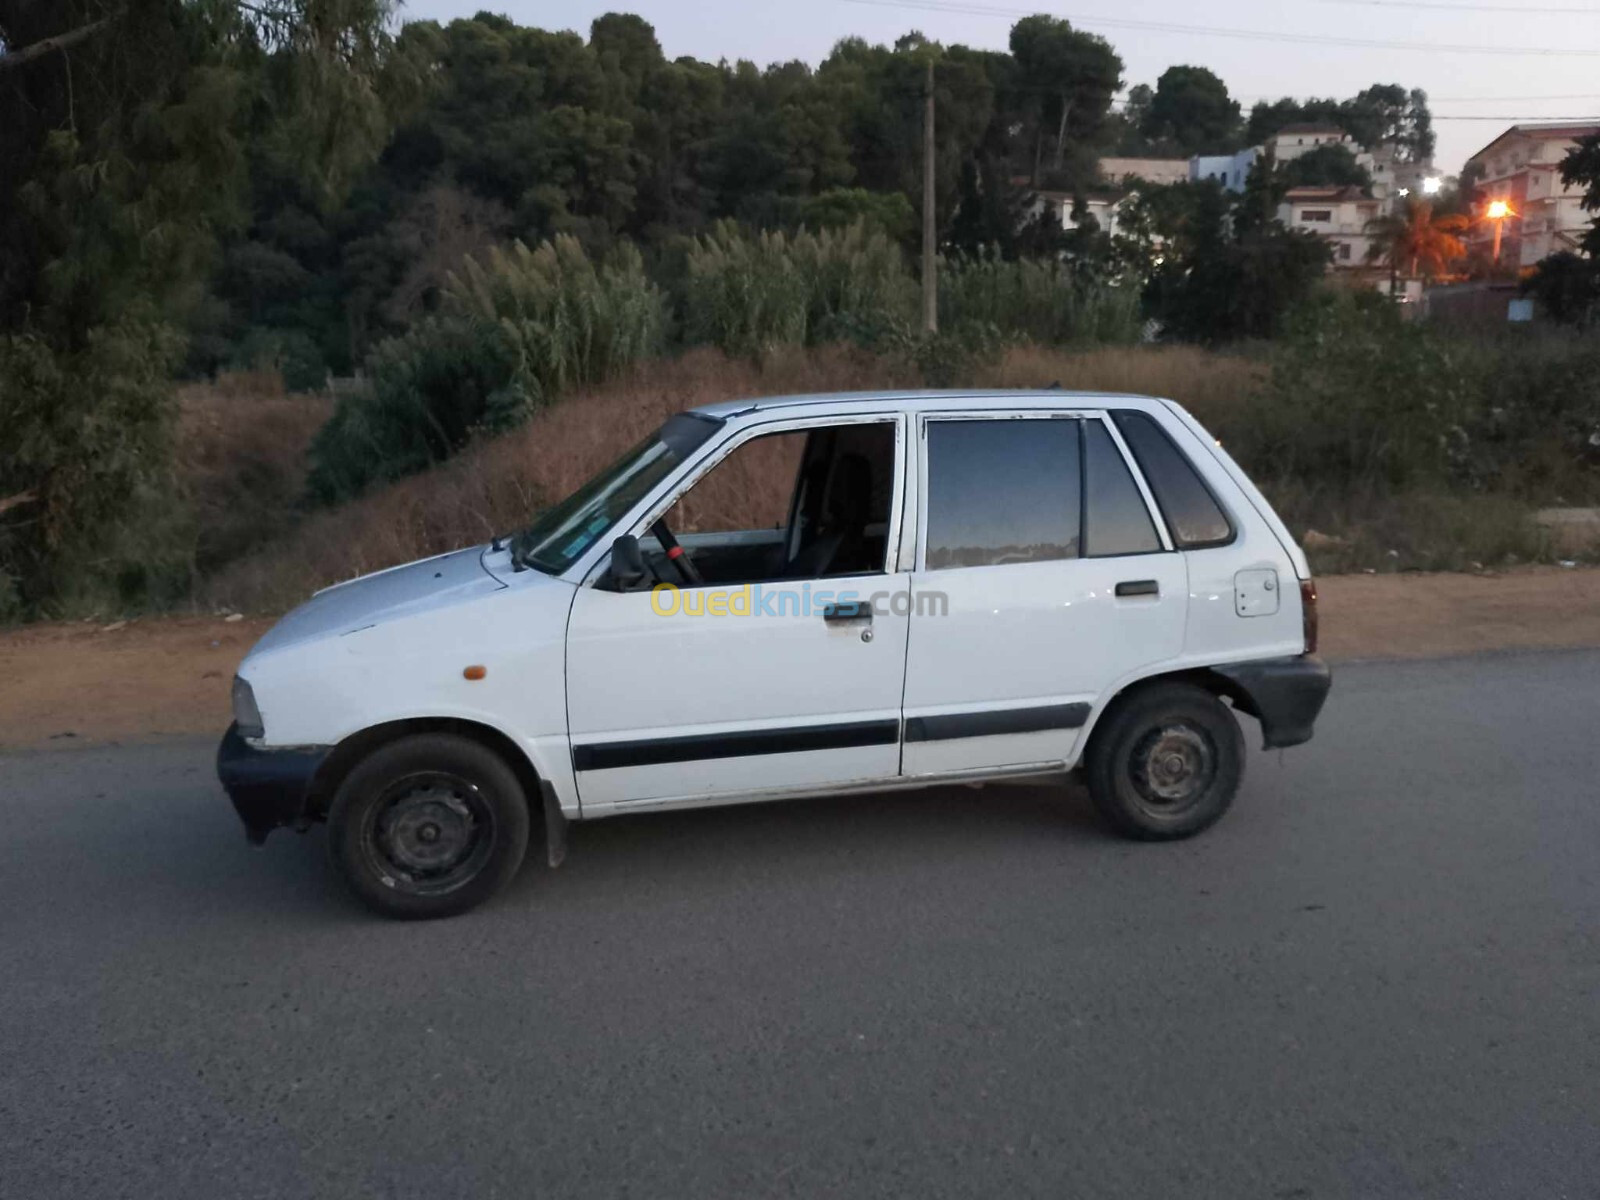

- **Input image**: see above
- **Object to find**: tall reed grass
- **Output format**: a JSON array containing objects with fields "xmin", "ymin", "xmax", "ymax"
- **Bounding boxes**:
[
  {"xmin": 680, "ymin": 221, "xmax": 915, "ymax": 356},
  {"xmin": 940, "ymin": 250, "xmax": 1143, "ymax": 347},
  {"xmin": 308, "ymin": 236, "xmax": 666, "ymax": 502}
]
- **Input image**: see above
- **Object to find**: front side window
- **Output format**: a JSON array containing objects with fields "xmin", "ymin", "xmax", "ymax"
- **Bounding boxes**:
[
  {"xmin": 1111, "ymin": 410, "xmax": 1233, "ymax": 549},
  {"xmin": 924, "ymin": 419, "xmax": 1080, "ymax": 569},
  {"xmin": 512, "ymin": 413, "xmax": 722, "ymax": 574},
  {"xmin": 640, "ymin": 420, "xmax": 898, "ymax": 586}
]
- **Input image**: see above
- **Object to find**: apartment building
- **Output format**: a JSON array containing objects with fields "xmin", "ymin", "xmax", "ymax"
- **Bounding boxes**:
[
  {"xmin": 1277, "ymin": 185, "xmax": 1382, "ymax": 267},
  {"xmin": 1464, "ymin": 122, "xmax": 1600, "ymax": 268}
]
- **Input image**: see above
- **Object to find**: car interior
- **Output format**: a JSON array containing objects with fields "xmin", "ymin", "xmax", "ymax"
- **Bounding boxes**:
[{"xmin": 606, "ymin": 421, "xmax": 897, "ymax": 590}]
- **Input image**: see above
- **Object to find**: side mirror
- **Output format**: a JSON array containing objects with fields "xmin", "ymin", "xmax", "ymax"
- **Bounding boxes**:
[{"xmin": 609, "ymin": 534, "xmax": 648, "ymax": 592}]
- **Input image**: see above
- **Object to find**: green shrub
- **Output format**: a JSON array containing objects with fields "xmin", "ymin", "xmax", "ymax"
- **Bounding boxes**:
[
  {"xmin": 308, "ymin": 236, "xmax": 666, "ymax": 502},
  {"xmin": 939, "ymin": 250, "xmax": 1142, "ymax": 347}
]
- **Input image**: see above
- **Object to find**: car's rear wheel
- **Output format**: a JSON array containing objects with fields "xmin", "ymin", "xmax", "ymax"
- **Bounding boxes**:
[
  {"xmin": 1084, "ymin": 682, "xmax": 1244, "ymax": 841},
  {"xmin": 327, "ymin": 734, "xmax": 530, "ymax": 919}
]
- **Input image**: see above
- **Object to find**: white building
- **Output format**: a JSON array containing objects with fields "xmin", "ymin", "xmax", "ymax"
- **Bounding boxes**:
[
  {"xmin": 1028, "ymin": 189, "xmax": 1135, "ymax": 239},
  {"xmin": 1464, "ymin": 122, "xmax": 1600, "ymax": 267},
  {"xmin": 1277, "ymin": 185, "xmax": 1382, "ymax": 268},
  {"xmin": 1265, "ymin": 124, "xmax": 1355, "ymax": 164},
  {"xmin": 1097, "ymin": 157, "xmax": 1190, "ymax": 186},
  {"xmin": 1189, "ymin": 148, "xmax": 1260, "ymax": 193}
]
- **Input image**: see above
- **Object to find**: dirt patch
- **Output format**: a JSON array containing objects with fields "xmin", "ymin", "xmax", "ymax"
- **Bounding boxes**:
[
  {"xmin": 1316, "ymin": 566, "xmax": 1600, "ymax": 660},
  {"xmin": 3, "ymin": 567, "xmax": 1599, "ymax": 751},
  {"xmin": 0, "ymin": 616, "xmax": 275, "ymax": 749}
]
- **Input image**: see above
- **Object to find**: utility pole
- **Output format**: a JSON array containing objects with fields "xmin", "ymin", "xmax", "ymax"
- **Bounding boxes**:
[{"xmin": 922, "ymin": 56, "xmax": 938, "ymax": 334}]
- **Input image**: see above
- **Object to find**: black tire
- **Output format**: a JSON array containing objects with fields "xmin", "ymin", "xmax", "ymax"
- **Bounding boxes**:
[
  {"xmin": 326, "ymin": 734, "xmax": 531, "ymax": 919},
  {"xmin": 1084, "ymin": 682, "xmax": 1244, "ymax": 841}
]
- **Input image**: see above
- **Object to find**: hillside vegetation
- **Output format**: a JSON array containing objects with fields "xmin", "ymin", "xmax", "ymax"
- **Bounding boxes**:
[{"xmin": 197, "ymin": 316, "xmax": 1600, "ymax": 614}]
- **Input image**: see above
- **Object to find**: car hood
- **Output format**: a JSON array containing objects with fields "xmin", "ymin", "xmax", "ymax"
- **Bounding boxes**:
[{"xmin": 244, "ymin": 545, "xmax": 509, "ymax": 663}]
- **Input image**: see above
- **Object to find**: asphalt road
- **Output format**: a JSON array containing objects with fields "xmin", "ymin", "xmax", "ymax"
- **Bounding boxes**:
[{"xmin": 2, "ymin": 651, "xmax": 1598, "ymax": 1199}]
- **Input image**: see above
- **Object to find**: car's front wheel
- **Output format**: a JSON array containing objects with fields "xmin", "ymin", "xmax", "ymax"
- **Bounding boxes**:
[
  {"xmin": 327, "ymin": 734, "xmax": 531, "ymax": 919},
  {"xmin": 1084, "ymin": 682, "xmax": 1244, "ymax": 841}
]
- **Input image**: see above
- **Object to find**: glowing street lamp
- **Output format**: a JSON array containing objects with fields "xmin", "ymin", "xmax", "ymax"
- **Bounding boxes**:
[
  {"xmin": 1422, "ymin": 176, "xmax": 1443, "ymax": 196},
  {"xmin": 1486, "ymin": 199, "xmax": 1514, "ymax": 263}
]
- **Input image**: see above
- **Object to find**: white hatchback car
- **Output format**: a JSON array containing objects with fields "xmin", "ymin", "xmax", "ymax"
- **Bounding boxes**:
[{"xmin": 220, "ymin": 391, "xmax": 1330, "ymax": 918}]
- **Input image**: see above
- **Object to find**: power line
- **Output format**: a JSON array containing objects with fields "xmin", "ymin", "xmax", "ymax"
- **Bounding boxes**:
[
  {"xmin": 1315, "ymin": 0, "xmax": 1600, "ymax": 14},
  {"xmin": 842, "ymin": 0, "xmax": 1600, "ymax": 56},
  {"xmin": 1111, "ymin": 90, "xmax": 1599, "ymax": 103}
]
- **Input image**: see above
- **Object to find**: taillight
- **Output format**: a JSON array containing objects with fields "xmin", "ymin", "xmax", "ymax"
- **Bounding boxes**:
[{"xmin": 1300, "ymin": 579, "xmax": 1319, "ymax": 655}]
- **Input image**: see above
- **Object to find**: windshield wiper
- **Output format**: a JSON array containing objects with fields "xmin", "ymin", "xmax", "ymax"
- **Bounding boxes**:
[{"xmin": 506, "ymin": 530, "xmax": 529, "ymax": 572}]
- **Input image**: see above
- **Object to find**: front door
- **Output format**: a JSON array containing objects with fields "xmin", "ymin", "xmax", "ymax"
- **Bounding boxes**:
[
  {"xmin": 900, "ymin": 411, "xmax": 1189, "ymax": 777},
  {"xmin": 565, "ymin": 414, "xmax": 910, "ymax": 812}
]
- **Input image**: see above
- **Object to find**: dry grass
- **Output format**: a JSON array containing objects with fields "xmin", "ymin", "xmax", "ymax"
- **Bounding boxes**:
[
  {"xmin": 983, "ymin": 343, "xmax": 1267, "ymax": 429},
  {"xmin": 176, "ymin": 372, "xmax": 334, "ymax": 571}
]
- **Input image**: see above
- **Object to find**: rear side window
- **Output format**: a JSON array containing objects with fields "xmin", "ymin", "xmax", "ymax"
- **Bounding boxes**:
[
  {"xmin": 1111, "ymin": 410, "xmax": 1233, "ymax": 548},
  {"xmin": 1082, "ymin": 420, "xmax": 1161, "ymax": 557},
  {"xmin": 925, "ymin": 419, "xmax": 1080, "ymax": 569}
]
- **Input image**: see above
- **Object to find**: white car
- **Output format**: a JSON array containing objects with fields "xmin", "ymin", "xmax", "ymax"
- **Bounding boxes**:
[{"xmin": 219, "ymin": 391, "xmax": 1330, "ymax": 918}]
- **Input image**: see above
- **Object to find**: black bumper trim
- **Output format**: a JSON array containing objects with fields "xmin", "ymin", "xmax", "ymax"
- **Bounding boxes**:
[
  {"xmin": 1213, "ymin": 655, "xmax": 1332, "ymax": 750},
  {"xmin": 216, "ymin": 723, "xmax": 331, "ymax": 844}
]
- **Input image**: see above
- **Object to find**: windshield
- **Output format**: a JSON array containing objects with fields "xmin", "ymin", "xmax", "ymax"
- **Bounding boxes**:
[{"xmin": 511, "ymin": 412, "xmax": 724, "ymax": 575}]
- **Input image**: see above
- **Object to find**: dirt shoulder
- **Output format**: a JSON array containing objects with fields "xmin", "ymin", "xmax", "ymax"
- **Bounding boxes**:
[{"xmin": 4, "ymin": 567, "xmax": 1600, "ymax": 751}]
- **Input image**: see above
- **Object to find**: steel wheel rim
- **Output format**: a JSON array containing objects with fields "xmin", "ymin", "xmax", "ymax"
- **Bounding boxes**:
[
  {"xmin": 1129, "ymin": 722, "xmax": 1216, "ymax": 814},
  {"xmin": 360, "ymin": 771, "xmax": 496, "ymax": 896}
]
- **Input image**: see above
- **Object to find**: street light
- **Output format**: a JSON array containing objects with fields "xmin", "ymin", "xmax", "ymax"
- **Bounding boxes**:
[
  {"xmin": 1486, "ymin": 199, "xmax": 1514, "ymax": 263},
  {"xmin": 1422, "ymin": 176, "xmax": 1443, "ymax": 195}
]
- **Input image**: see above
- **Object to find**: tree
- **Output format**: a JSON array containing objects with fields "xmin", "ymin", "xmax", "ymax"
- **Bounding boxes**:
[
  {"xmin": 1140, "ymin": 179, "xmax": 1331, "ymax": 342},
  {"xmin": 1522, "ymin": 252, "xmax": 1600, "ymax": 325},
  {"xmin": 1342, "ymin": 84, "xmax": 1434, "ymax": 162},
  {"xmin": 1246, "ymin": 96, "xmax": 1343, "ymax": 147},
  {"xmin": 1281, "ymin": 144, "xmax": 1373, "ymax": 192},
  {"xmin": 1142, "ymin": 66, "xmax": 1241, "ymax": 155},
  {"xmin": 1558, "ymin": 131, "xmax": 1600, "ymax": 255},
  {"xmin": 1008, "ymin": 16, "xmax": 1122, "ymax": 183},
  {"xmin": 1364, "ymin": 200, "xmax": 1467, "ymax": 279},
  {"xmin": 1, "ymin": 0, "xmax": 397, "ymax": 614}
]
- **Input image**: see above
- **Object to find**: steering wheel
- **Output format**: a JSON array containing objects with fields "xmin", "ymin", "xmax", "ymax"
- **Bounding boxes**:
[{"xmin": 650, "ymin": 518, "xmax": 704, "ymax": 586}]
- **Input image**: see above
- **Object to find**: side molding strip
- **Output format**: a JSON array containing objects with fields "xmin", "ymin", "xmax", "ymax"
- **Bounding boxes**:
[
  {"xmin": 573, "ymin": 718, "xmax": 900, "ymax": 772},
  {"xmin": 904, "ymin": 702, "xmax": 1090, "ymax": 743}
]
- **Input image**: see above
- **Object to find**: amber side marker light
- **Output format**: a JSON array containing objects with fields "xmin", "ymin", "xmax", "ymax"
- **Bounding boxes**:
[
  {"xmin": 463, "ymin": 665, "xmax": 487, "ymax": 681},
  {"xmin": 1301, "ymin": 580, "xmax": 1319, "ymax": 655}
]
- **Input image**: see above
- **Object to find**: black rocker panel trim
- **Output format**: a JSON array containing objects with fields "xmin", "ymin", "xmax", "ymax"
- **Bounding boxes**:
[
  {"xmin": 904, "ymin": 702, "xmax": 1090, "ymax": 743},
  {"xmin": 572, "ymin": 718, "xmax": 900, "ymax": 772}
]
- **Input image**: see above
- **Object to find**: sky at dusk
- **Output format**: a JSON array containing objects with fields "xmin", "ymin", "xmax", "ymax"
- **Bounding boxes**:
[{"xmin": 404, "ymin": 0, "xmax": 1600, "ymax": 175}]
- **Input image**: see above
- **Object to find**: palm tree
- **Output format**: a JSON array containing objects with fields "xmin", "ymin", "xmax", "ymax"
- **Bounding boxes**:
[{"xmin": 1365, "ymin": 199, "xmax": 1470, "ymax": 282}]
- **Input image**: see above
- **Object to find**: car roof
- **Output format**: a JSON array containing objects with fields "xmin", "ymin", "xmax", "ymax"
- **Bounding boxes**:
[{"xmin": 692, "ymin": 389, "xmax": 1173, "ymax": 420}]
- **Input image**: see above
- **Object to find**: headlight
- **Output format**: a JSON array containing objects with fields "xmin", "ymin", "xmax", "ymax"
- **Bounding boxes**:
[{"xmin": 231, "ymin": 675, "xmax": 264, "ymax": 739}]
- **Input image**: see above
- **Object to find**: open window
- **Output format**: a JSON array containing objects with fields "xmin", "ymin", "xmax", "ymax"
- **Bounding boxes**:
[{"xmin": 612, "ymin": 419, "xmax": 899, "ymax": 590}]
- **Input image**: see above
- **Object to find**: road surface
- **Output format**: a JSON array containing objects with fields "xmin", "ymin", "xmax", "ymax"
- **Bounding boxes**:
[{"xmin": 2, "ymin": 651, "xmax": 1597, "ymax": 1198}]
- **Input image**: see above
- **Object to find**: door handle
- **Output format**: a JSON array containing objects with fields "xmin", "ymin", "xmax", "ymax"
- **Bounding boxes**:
[
  {"xmin": 822, "ymin": 600, "xmax": 872, "ymax": 622},
  {"xmin": 1115, "ymin": 579, "xmax": 1159, "ymax": 598}
]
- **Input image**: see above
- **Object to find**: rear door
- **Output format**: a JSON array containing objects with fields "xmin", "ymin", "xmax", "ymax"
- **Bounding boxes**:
[{"xmin": 899, "ymin": 410, "xmax": 1188, "ymax": 777}]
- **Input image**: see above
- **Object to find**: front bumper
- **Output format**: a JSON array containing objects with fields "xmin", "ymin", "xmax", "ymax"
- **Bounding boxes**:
[
  {"xmin": 216, "ymin": 723, "xmax": 331, "ymax": 844},
  {"xmin": 1214, "ymin": 655, "xmax": 1332, "ymax": 750}
]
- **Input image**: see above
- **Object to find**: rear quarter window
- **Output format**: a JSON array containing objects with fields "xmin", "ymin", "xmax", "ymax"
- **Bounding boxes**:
[{"xmin": 1110, "ymin": 410, "xmax": 1234, "ymax": 549}]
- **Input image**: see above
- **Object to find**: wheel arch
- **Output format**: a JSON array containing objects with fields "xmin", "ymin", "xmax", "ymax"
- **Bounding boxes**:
[
  {"xmin": 1082, "ymin": 666, "xmax": 1259, "ymax": 759},
  {"xmin": 307, "ymin": 717, "xmax": 545, "ymax": 822}
]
